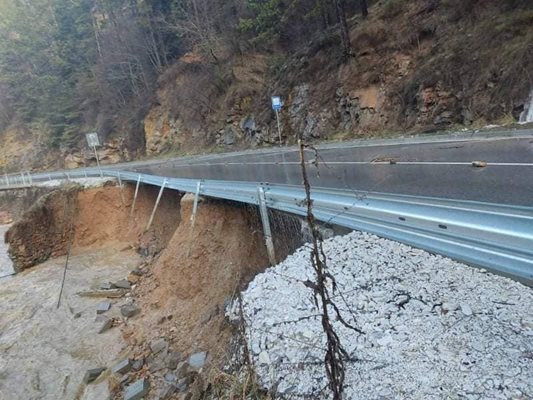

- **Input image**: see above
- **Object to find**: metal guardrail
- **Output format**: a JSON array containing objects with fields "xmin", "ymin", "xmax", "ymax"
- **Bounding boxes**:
[{"xmin": 1, "ymin": 168, "xmax": 532, "ymax": 285}]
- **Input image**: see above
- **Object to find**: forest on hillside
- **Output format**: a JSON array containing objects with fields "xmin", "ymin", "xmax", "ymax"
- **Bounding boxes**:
[{"xmin": 0, "ymin": 0, "xmax": 370, "ymax": 151}]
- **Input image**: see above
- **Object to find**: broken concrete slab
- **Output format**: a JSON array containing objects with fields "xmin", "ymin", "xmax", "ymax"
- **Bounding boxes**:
[
  {"xmin": 120, "ymin": 304, "xmax": 140, "ymax": 318},
  {"xmin": 187, "ymin": 352, "xmax": 207, "ymax": 370},
  {"xmin": 96, "ymin": 301, "xmax": 111, "ymax": 314},
  {"xmin": 124, "ymin": 378, "xmax": 150, "ymax": 400},
  {"xmin": 112, "ymin": 358, "xmax": 132, "ymax": 375},
  {"xmin": 83, "ymin": 367, "xmax": 106, "ymax": 384},
  {"xmin": 98, "ymin": 318, "xmax": 114, "ymax": 334},
  {"xmin": 112, "ymin": 279, "xmax": 131, "ymax": 289}
]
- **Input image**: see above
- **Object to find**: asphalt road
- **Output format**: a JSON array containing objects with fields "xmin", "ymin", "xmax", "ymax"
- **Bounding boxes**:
[{"xmin": 124, "ymin": 130, "xmax": 533, "ymax": 206}]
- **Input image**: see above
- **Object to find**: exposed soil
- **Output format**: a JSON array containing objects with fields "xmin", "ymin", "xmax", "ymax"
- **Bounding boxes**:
[
  {"xmin": 5, "ymin": 182, "xmax": 182, "ymax": 272},
  {"xmin": 125, "ymin": 196, "xmax": 271, "ymax": 368}
]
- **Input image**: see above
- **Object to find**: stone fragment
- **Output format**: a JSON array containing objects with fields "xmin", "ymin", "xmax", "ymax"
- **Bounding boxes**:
[
  {"xmin": 127, "ymin": 274, "xmax": 140, "ymax": 284},
  {"xmin": 112, "ymin": 358, "xmax": 132, "ymax": 375},
  {"xmin": 150, "ymin": 338, "xmax": 168, "ymax": 354},
  {"xmin": 124, "ymin": 378, "xmax": 150, "ymax": 400},
  {"xmin": 166, "ymin": 352, "xmax": 181, "ymax": 369},
  {"xmin": 157, "ymin": 383, "xmax": 176, "ymax": 400},
  {"xmin": 113, "ymin": 279, "xmax": 132, "ymax": 289},
  {"xmin": 100, "ymin": 282, "xmax": 113, "ymax": 290},
  {"xmin": 98, "ymin": 318, "xmax": 114, "ymax": 334},
  {"xmin": 121, "ymin": 304, "xmax": 140, "ymax": 318},
  {"xmin": 132, "ymin": 359, "xmax": 144, "ymax": 371},
  {"xmin": 164, "ymin": 373, "xmax": 178, "ymax": 383},
  {"xmin": 187, "ymin": 352, "xmax": 207, "ymax": 370},
  {"xmin": 83, "ymin": 367, "xmax": 106, "ymax": 384},
  {"xmin": 96, "ymin": 302, "xmax": 111, "ymax": 314},
  {"xmin": 460, "ymin": 303, "xmax": 473, "ymax": 316}
]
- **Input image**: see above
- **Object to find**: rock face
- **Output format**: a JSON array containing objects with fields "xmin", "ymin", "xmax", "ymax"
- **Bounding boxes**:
[
  {"xmin": 5, "ymin": 186, "xmax": 80, "ymax": 272},
  {"xmin": 230, "ymin": 231, "xmax": 533, "ymax": 399}
]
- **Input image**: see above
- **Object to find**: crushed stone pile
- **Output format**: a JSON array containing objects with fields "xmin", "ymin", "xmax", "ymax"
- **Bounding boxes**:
[{"xmin": 230, "ymin": 231, "xmax": 533, "ymax": 399}]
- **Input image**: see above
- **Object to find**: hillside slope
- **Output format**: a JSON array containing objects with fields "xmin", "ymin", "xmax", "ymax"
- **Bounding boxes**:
[{"xmin": 1, "ymin": 0, "xmax": 532, "ymax": 171}]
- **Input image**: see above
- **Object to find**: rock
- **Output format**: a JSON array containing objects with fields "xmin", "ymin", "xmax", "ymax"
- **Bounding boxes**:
[
  {"xmin": 175, "ymin": 361, "xmax": 189, "ymax": 377},
  {"xmin": 164, "ymin": 373, "xmax": 178, "ymax": 383},
  {"xmin": 157, "ymin": 383, "xmax": 176, "ymax": 400},
  {"xmin": 166, "ymin": 351, "xmax": 181, "ymax": 369},
  {"xmin": 96, "ymin": 302, "xmax": 111, "ymax": 314},
  {"xmin": 187, "ymin": 352, "xmax": 207, "ymax": 370},
  {"xmin": 99, "ymin": 282, "xmax": 113, "ymax": 290},
  {"xmin": 127, "ymin": 274, "xmax": 140, "ymax": 284},
  {"xmin": 120, "ymin": 304, "xmax": 140, "ymax": 318},
  {"xmin": 112, "ymin": 359, "xmax": 132, "ymax": 375},
  {"xmin": 150, "ymin": 338, "xmax": 168, "ymax": 354},
  {"xmin": 132, "ymin": 359, "xmax": 144, "ymax": 371},
  {"xmin": 460, "ymin": 303, "xmax": 473, "ymax": 316},
  {"xmin": 113, "ymin": 279, "xmax": 131, "ymax": 289},
  {"xmin": 74, "ymin": 312, "xmax": 82, "ymax": 319},
  {"xmin": 98, "ymin": 318, "xmax": 114, "ymax": 334},
  {"xmin": 83, "ymin": 367, "xmax": 106, "ymax": 384},
  {"xmin": 124, "ymin": 378, "xmax": 150, "ymax": 400}
]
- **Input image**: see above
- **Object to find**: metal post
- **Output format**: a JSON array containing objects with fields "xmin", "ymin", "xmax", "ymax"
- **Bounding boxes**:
[
  {"xmin": 275, "ymin": 109, "xmax": 282, "ymax": 147},
  {"xmin": 84, "ymin": 170, "xmax": 88, "ymax": 178},
  {"xmin": 146, "ymin": 179, "xmax": 167, "ymax": 231},
  {"xmin": 5, "ymin": 173, "xmax": 9, "ymax": 186},
  {"xmin": 27, "ymin": 171, "xmax": 33, "ymax": 185},
  {"xmin": 190, "ymin": 181, "xmax": 202, "ymax": 225},
  {"xmin": 117, "ymin": 172, "xmax": 125, "ymax": 205},
  {"xmin": 257, "ymin": 185, "xmax": 277, "ymax": 265},
  {"xmin": 20, "ymin": 172, "xmax": 25, "ymax": 185},
  {"xmin": 187, "ymin": 181, "xmax": 203, "ymax": 257},
  {"xmin": 130, "ymin": 175, "xmax": 142, "ymax": 217},
  {"xmin": 93, "ymin": 145, "xmax": 103, "ymax": 177}
]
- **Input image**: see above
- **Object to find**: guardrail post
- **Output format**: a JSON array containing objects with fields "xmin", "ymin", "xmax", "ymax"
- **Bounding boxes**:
[
  {"xmin": 257, "ymin": 185, "xmax": 277, "ymax": 266},
  {"xmin": 130, "ymin": 174, "xmax": 142, "ymax": 217},
  {"xmin": 117, "ymin": 171, "xmax": 125, "ymax": 205},
  {"xmin": 20, "ymin": 172, "xmax": 25, "ymax": 185},
  {"xmin": 26, "ymin": 171, "xmax": 33, "ymax": 185},
  {"xmin": 146, "ymin": 179, "xmax": 167, "ymax": 231},
  {"xmin": 190, "ymin": 181, "xmax": 202, "ymax": 226},
  {"xmin": 5, "ymin": 173, "xmax": 9, "ymax": 186}
]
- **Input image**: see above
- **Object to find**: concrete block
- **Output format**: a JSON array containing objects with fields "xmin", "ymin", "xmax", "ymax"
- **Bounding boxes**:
[
  {"xmin": 113, "ymin": 279, "xmax": 131, "ymax": 289},
  {"xmin": 112, "ymin": 358, "xmax": 132, "ymax": 375},
  {"xmin": 124, "ymin": 378, "xmax": 150, "ymax": 400},
  {"xmin": 98, "ymin": 318, "xmax": 113, "ymax": 334},
  {"xmin": 96, "ymin": 301, "xmax": 111, "ymax": 314},
  {"xmin": 83, "ymin": 367, "xmax": 106, "ymax": 384}
]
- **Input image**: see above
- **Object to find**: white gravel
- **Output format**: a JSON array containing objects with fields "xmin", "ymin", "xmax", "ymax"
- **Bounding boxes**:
[{"xmin": 232, "ymin": 231, "xmax": 533, "ymax": 399}]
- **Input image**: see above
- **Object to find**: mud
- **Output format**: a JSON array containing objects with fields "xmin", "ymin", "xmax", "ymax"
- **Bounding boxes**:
[{"xmin": 0, "ymin": 248, "xmax": 142, "ymax": 400}]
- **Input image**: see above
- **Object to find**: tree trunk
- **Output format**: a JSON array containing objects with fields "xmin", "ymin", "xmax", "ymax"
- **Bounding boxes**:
[
  {"xmin": 360, "ymin": 0, "xmax": 369, "ymax": 18},
  {"xmin": 334, "ymin": 0, "xmax": 351, "ymax": 58}
]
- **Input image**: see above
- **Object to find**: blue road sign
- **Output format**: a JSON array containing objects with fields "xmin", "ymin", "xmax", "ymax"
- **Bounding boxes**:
[{"xmin": 271, "ymin": 96, "xmax": 282, "ymax": 111}]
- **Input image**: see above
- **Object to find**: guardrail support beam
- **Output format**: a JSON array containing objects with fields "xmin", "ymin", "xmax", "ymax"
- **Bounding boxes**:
[
  {"xmin": 258, "ymin": 186, "xmax": 277, "ymax": 266},
  {"xmin": 130, "ymin": 174, "xmax": 142, "ymax": 217},
  {"xmin": 146, "ymin": 179, "xmax": 167, "ymax": 231}
]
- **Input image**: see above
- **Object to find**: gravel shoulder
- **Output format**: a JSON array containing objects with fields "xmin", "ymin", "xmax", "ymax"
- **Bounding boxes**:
[{"xmin": 233, "ymin": 231, "xmax": 533, "ymax": 399}]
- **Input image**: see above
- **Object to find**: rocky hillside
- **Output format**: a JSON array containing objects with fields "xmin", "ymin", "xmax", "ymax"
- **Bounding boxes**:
[{"xmin": 1, "ymin": 0, "xmax": 532, "ymax": 171}]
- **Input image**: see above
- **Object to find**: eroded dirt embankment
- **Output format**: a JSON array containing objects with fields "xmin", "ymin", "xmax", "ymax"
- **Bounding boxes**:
[
  {"xmin": 5, "ymin": 183, "xmax": 182, "ymax": 272},
  {"xmin": 2, "ymin": 182, "xmax": 303, "ymax": 399}
]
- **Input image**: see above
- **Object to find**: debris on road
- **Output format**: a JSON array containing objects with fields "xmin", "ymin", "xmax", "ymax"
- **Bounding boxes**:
[
  {"xmin": 124, "ymin": 378, "xmax": 150, "ymax": 400},
  {"xmin": 121, "ymin": 303, "xmax": 141, "ymax": 318},
  {"xmin": 83, "ymin": 367, "xmax": 106, "ymax": 384},
  {"xmin": 96, "ymin": 301, "xmax": 111, "ymax": 314}
]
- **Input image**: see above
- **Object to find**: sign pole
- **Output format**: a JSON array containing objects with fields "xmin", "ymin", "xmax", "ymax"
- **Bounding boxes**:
[
  {"xmin": 275, "ymin": 109, "xmax": 282, "ymax": 147},
  {"xmin": 93, "ymin": 145, "xmax": 103, "ymax": 177}
]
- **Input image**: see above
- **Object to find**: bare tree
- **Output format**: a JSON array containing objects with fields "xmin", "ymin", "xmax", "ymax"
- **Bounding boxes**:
[
  {"xmin": 334, "ymin": 0, "xmax": 352, "ymax": 57},
  {"xmin": 360, "ymin": 0, "xmax": 368, "ymax": 18}
]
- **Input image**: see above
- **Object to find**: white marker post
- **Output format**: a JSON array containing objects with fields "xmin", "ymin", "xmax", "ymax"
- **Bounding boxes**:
[
  {"xmin": 271, "ymin": 96, "xmax": 283, "ymax": 147},
  {"xmin": 85, "ymin": 132, "xmax": 102, "ymax": 177}
]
